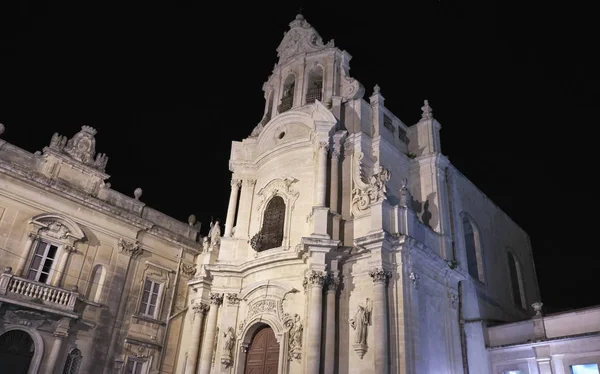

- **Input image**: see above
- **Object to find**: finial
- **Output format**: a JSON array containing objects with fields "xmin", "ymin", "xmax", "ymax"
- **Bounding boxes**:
[
  {"xmin": 134, "ymin": 187, "xmax": 143, "ymax": 200},
  {"xmin": 373, "ymin": 84, "xmax": 381, "ymax": 95},
  {"xmin": 81, "ymin": 125, "xmax": 98, "ymax": 136},
  {"xmin": 421, "ymin": 100, "xmax": 433, "ymax": 120},
  {"xmin": 532, "ymin": 301, "xmax": 544, "ymax": 317},
  {"xmin": 0, "ymin": 123, "xmax": 4, "ymax": 136}
]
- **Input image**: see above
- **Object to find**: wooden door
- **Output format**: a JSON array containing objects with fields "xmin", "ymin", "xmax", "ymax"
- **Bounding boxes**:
[{"xmin": 244, "ymin": 326, "xmax": 280, "ymax": 374}]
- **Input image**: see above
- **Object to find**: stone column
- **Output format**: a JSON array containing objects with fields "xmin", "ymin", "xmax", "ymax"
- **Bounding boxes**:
[
  {"xmin": 185, "ymin": 302, "xmax": 209, "ymax": 374},
  {"xmin": 370, "ymin": 268, "xmax": 390, "ymax": 374},
  {"xmin": 15, "ymin": 232, "xmax": 37, "ymax": 276},
  {"xmin": 234, "ymin": 179, "xmax": 256, "ymax": 239},
  {"xmin": 47, "ymin": 317, "xmax": 70, "ymax": 374},
  {"xmin": 52, "ymin": 244, "xmax": 76, "ymax": 287},
  {"xmin": 323, "ymin": 273, "xmax": 339, "ymax": 374},
  {"xmin": 198, "ymin": 293, "xmax": 223, "ymax": 374},
  {"xmin": 305, "ymin": 271, "xmax": 326, "ymax": 374},
  {"xmin": 329, "ymin": 149, "xmax": 340, "ymax": 213},
  {"xmin": 314, "ymin": 142, "xmax": 329, "ymax": 207},
  {"xmin": 224, "ymin": 179, "xmax": 242, "ymax": 237}
]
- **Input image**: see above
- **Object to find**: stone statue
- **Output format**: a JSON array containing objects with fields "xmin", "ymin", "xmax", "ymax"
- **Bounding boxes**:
[
  {"xmin": 286, "ymin": 314, "xmax": 303, "ymax": 360},
  {"xmin": 221, "ymin": 326, "xmax": 235, "ymax": 368},
  {"xmin": 350, "ymin": 298, "xmax": 372, "ymax": 345},
  {"xmin": 208, "ymin": 220, "xmax": 221, "ymax": 249}
]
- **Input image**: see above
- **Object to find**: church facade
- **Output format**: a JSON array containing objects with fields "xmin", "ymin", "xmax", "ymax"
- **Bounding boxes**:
[{"xmin": 0, "ymin": 14, "xmax": 544, "ymax": 374}]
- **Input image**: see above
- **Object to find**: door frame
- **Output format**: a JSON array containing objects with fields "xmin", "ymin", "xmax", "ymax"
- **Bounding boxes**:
[{"xmin": 235, "ymin": 318, "xmax": 290, "ymax": 374}]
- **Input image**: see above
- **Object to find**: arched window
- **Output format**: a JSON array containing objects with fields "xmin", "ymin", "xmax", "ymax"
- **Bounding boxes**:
[
  {"xmin": 461, "ymin": 214, "xmax": 485, "ymax": 282},
  {"xmin": 86, "ymin": 265, "xmax": 106, "ymax": 303},
  {"xmin": 305, "ymin": 67, "xmax": 323, "ymax": 104},
  {"xmin": 251, "ymin": 196, "xmax": 286, "ymax": 252},
  {"xmin": 278, "ymin": 75, "xmax": 295, "ymax": 113},
  {"xmin": 508, "ymin": 252, "xmax": 526, "ymax": 309},
  {"xmin": 62, "ymin": 348, "xmax": 82, "ymax": 374}
]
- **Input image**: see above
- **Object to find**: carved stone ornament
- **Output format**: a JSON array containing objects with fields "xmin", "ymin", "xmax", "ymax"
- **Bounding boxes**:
[
  {"xmin": 124, "ymin": 342, "xmax": 155, "ymax": 359},
  {"xmin": 326, "ymin": 273, "xmax": 340, "ymax": 293},
  {"xmin": 221, "ymin": 326, "xmax": 236, "ymax": 368},
  {"xmin": 243, "ymin": 179, "xmax": 257, "ymax": 188},
  {"xmin": 226, "ymin": 293, "xmax": 240, "ymax": 305},
  {"xmin": 210, "ymin": 293, "xmax": 224, "ymax": 306},
  {"xmin": 369, "ymin": 268, "xmax": 391, "ymax": 285},
  {"xmin": 49, "ymin": 126, "xmax": 109, "ymax": 171},
  {"xmin": 231, "ymin": 179, "xmax": 242, "ymax": 189},
  {"xmin": 118, "ymin": 238, "xmax": 142, "ymax": 258},
  {"xmin": 399, "ymin": 178, "xmax": 413, "ymax": 208},
  {"xmin": 41, "ymin": 221, "xmax": 70, "ymax": 240},
  {"xmin": 276, "ymin": 14, "xmax": 335, "ymax": 65},
  {"xmin": 180, "ymin": 263, "xmax": 196, "ymax": 278},
  {"xmin": 3, "ymin": 309, "xmax": 49, "ymax": 329},
  {"xmin": 302, "ymin": 270, "xmax": 326, "ymax": 290},
  {"xmin": 255, "ymin": 177, "xmax": 299, "ymax": 213},
  {"xmin": 349, "ymin": 298, "xmax": 372, "ymax": 359},
  {"xmin": 351, "ymin": 154, "xmax": 391, "ymax": 215},
  {"xmin": 248, "ymin": 299, "xmax": 277, "ymax": 316},
  {"xmin": 284, "ymin": 314, "xmax": 303, "ymax": 361},
  {"xmin": 339, "ymin": 53, "xmax": 365, "ymax": 102},
  {"xmin": 192, "ymin": 302, "xmax": 210, "ymax": 315}
]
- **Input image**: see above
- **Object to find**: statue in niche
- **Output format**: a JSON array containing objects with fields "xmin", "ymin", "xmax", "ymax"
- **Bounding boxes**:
[
  {"xmin": 350, "ymin": 298, "xmax": 372, "ymax": 345},
  {"xmin": 221, "ymin": 326, "xmax": 235, "ymax": 368},
  {"xmin": 208, "ymin": 220, "xmax": 221, "ymax": 250}
]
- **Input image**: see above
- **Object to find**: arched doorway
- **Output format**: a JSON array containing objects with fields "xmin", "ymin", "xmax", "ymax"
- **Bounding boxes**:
[
  {"xmin": 0, "ymin": 330, "xmax": 35, "ymax": 374},
  {"xmin": 244, "ymin": 326, "xmax": 279, "ymax": 374}
]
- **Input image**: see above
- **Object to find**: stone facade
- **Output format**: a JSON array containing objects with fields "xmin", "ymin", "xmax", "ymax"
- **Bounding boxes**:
[
  {"xmin": 175, "ymin": 14, "xmax": 541, "ymax": 374},
  {"xmin": 0, "ymin": 124, "xmax": 203, "ymax": 373},
  {"xmin": 0, "ymin": 14, "xmax": 551, "ymax": 374},
  {"xmin": 487, "ymin": 304, "xmax": 600, "ymax": 373}
]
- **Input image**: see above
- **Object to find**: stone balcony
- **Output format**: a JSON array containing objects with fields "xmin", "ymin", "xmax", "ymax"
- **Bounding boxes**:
[{"xmin": 0, "ymin": 267, "xmax": 80, "ymax": 318}]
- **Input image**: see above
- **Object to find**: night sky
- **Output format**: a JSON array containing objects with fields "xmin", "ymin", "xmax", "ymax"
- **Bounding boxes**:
[{"xmin": 0, "ymin": 2, "xmax": 596, "ymax": 311}]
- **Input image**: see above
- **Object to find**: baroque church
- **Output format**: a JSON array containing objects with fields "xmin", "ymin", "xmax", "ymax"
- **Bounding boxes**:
[{"xmin": 1, "ymin": 13, "xmax": 568, "ymax": 374}]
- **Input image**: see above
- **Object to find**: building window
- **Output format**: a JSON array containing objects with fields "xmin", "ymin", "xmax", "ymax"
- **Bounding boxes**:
[
  {"xmin": 570, "ymin": 364, "xmax": 599, "ymax": 374},
  {"xmin": 124, "ymin": 357, "xmax": 148, "ymax": 374},
  {"xmin": 278, "ymin": 74, "xmax": 295, "ymax": 113},
  {"xmin": 507, "ymin": 252, "xmax": 526, "ymax": 309},
  {"xmin": 250, "ymin": 196, "xmax": 285, "ymax": 252},
  {"xmin": 461, "ymin": 214, "xmax": 485, "ymax": 282},
  {"xmin": 139, "ymin": 279, "xmax": 163, "ymax": 319},
  {"xmin": 383, "ymin": 114, "xmax": 395, "ymax": 133},
  {"xmin": 62, "ymin": 348, "xmax": 82, "ymax": 374},
  {"xmin": 398, "ymin": 126, "xmax": 408, "ymax": 142},
  {"xmin": 305, "ymin": 67, "xmax": 323, "ymax": 104},
  {"xmin": 86, "ymin": 265, "xmax": 106, "ymax": 303},
  {"xmin": 27, "ymin": 240, "xmax": 58, "ymax": 284}
]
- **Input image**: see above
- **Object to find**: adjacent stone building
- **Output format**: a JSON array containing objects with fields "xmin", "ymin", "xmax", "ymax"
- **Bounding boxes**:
[
  {"xmin": 0, "ymin": 124, "xmax": 203, "ymax": 374},
  {"xmin": 0, "ymin": 13, "xmax": 550, "ymax": 374}
]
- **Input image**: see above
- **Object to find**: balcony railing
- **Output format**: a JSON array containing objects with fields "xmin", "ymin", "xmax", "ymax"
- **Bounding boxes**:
[
  {"xmin": 0, "ymin": 267, "xmax": 79, "ymax": 312},
  {"xmin": 305, "ymin": 86, "xmax": 323, "ymax": 104}
]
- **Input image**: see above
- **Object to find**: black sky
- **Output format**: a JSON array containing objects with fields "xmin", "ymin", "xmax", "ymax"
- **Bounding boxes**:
[{"xmin": 0, "ymin": 2, "xmax": 597, "ymax": 311}]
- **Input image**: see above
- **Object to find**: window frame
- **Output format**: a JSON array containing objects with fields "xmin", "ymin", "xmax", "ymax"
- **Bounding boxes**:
[
  {"xmin": 138, "ymin": 278, "xmax": 164, "ymax": 320},
  {"xmin": 507, "ymin": 250, "xmax": 527, "ymax": 310},
  {"xmin": 460, "ymin": 212, "xmax": 485, "ymax": 283},
  {"xmin": 124, "ymin": 356, "xmax": 149, "ymax": 374},
  {"xmin": 27, "ymin": 239, "xmax": 60, "ymax": 284}
]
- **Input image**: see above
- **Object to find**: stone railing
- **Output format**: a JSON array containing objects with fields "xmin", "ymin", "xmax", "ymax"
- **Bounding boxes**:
[{"xmin": 0, "ymin": 267, "xmax": 79, "ymax": 312}]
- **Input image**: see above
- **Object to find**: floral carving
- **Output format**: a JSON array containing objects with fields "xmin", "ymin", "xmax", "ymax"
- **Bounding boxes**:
[
  {"xmin": 369, "ymin": 268, "xmax": 391, "ymax": 285},
  {"xmin": 284, "ymin": 314, "xmax": 303, "ymax": 361},
  {"xmin": 192, "ymin": 302, "xmax": 209, "ymax": 315},
  {"xmin": 118, "ymin": 238, "xmax": 142, "ymax": 258},
  {"xmin": 180, "ymin": 263, "xmax": 196, "ymax": 278},
  {"xmin": 248, "ymin": 300, "xmax": 277, "ymax": 316},
  {"xmin": 226, "ymin": 293, "xmax": 240, "ymax": 305},
  {"xmin": 210, "ymin": 293, "xmax": 224, "ymax": 306},
  {"xmin": 303, "ymin": 270, "xmax": 326, "ymax": 289},
  {"xmin": 326, "ymin": 273, "xmax": 340, "ymax": 293}
]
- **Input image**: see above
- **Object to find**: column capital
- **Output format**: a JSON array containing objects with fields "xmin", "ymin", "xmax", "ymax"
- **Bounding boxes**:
[
  {"xmin": 231, "ymin": 179, "xmax": 242, "ymax": 189},
  {"xmin": 326, "ymin": 273, "xmax": 340, "ymax": 293},
  {"xmin": 192, "ymin": 302, "xmax": 210, "ymax": 315},
  {"xmin": 303, "ymin": 270, "xmax": 326, "ymax": 289},
  {"xmin": 318, "ymin": 141, "xmax": 330, "ymax": 152},
  {"xmin": 209, "ymin": 292, "xmax": 224, "ymax": 306},
  {"xmin": 226, "ymin": 293, "xmax": 240, "ymax": 305},
  {"xmin": 243, "ymin": 179, "xmax": 257, "ymax": 188},
  {"xmin": 369, "ymin": 268, "xmax": 391, "ymax": 285},
  {"xmin": 330, "ymin": 149, "xmax": 341, "ymax": 159}
]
